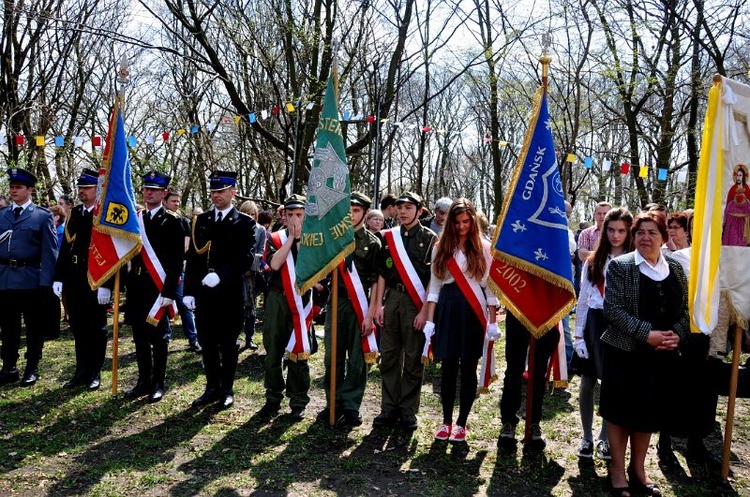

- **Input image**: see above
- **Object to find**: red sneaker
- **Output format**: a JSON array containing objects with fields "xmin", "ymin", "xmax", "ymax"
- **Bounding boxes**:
[
  {"xmin": 449, "ymin": 425, "xmax": 467, "ymax": 442},
  {"xmin": 434, "ymin": 424, "xmax": 452, "ymax": 441}
]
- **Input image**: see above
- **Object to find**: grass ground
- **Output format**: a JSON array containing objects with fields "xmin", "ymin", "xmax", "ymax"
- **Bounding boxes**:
[{"xmin": 0, "ymin": 313, "xmax": 748, "ymax": 496}]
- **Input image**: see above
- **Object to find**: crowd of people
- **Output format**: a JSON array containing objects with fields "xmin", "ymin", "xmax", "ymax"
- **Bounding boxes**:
[{"xmin": 0, "ymin": 166, "xmax": 737, "ymax": 496}]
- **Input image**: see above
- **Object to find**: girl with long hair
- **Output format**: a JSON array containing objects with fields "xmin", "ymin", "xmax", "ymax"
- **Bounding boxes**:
[
  {"xmin": 418, "ymin": 198, "xmax": 498, "ymax": 442},
  {"xmin": 573, "ymin": 207, "xmax": 634, "ymax": 460}
]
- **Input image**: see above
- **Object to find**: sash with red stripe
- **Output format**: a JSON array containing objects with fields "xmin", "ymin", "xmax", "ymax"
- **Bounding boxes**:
[
  {"xmin": 446, "ymin": 255, "xmax": 497, "ymax": 392},
  {"xmin": 546, "ymin": 321, "xmax": 569, "ymax": 388},
  {"xmin": 137, "ymin": 211, "xmax": 177, "ymax": 327},
  {"xmin": 270, "ymin": 230, "xmax": 314, "ymax": 361},
  {"xmin": 383, "ymin": 228, "xmax": 427, "ymax": 308},
  {"xmin": 338, "ymin": 261, "xmax": 378, "ymax": 364}
]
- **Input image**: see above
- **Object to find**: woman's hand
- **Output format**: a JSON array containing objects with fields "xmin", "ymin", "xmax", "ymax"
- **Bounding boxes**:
[{"xmin": 646, "ymin": 330, "xmax": 680, "ymax": 350}]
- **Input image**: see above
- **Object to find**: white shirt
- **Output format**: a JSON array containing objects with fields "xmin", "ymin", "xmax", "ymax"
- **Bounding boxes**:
[
  {"xmin": 426, "ymin": 238, "xmax": 498, "ymax": 307},
  {"xmin": 11, "ymin": 199, "xmax": 32, "ymax": 213},
  {"xmin": 574, "ymin": 257, "xmax": 612, "ymax": 338},
  {"xmin": 147, "ymin": 205, "xmax": 163, "ymax": 218},
  {"xmin": 635, "ymin": 249, "xmax": 670, "ymax": 281},
  {"xmin": 214, "ymin": 206, "xmax": 233, "ymax": 220}
]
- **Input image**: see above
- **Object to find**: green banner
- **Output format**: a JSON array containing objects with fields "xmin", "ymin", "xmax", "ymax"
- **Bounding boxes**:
[{"xmin": 295, "ymin": 74, "xmax": 355, "ymax": 294}]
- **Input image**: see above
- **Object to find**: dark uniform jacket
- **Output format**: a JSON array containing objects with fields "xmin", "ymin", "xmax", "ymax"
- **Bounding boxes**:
[
  {"xmin": 54, "ymin": 205, "xmax": 113, "ymax": 291},
  {"xmin": 341, "ymin": 227, "xmax": 381, "ymax": 295},
  {"xmin": 126, "ymin": 207, "xmax": 185, "ymax": 325},
  {"xmin": 184, "ymin": 207, "xmax": 255, "ymax": 308},
  {"xmin": 378, "ymin": 223, "xmax": 437, "ymax": 290},
  {"xmin": 0, "ymin": 203, "xmax": 57, "ymax": 290}
]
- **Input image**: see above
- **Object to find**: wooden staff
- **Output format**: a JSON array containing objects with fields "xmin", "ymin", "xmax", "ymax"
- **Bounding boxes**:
[
  {"xmin": 111, "ymin": 271, "xmax": 121, "ymax": 396},
  {"xmin": 329, "ymin": 271, "xmax": 339, "ymax": 426},
  {"xmin": 721, "ymin": 324, "xmax": 744, "ymax": 479}
]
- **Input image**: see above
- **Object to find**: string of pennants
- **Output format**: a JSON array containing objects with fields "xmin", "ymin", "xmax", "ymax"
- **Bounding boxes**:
[
  {"xmin": 563, "ymin": 153, "xmax": 688, "ymax": 183},
  {"xmin": 0, "ymin": 102, "xmax": 464, "ymax": 150}
]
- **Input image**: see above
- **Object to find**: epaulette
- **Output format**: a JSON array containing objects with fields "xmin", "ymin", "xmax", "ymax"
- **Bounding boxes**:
[{"xmin": 165, "ymin": 210, "xmax": 180, "ymax": 218}]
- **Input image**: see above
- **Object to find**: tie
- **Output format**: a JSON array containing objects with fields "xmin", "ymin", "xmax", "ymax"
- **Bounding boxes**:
[
  {"xmin": 216, "ymin": 212, "xmax": 223, "ymax": 222},
  {"xmin": 146, "ymin": 211, "xmax": 152, "ymax": 221},
  {"xmin": 13, "ymin": 207, "xmax": 22, "ymax": 219}
]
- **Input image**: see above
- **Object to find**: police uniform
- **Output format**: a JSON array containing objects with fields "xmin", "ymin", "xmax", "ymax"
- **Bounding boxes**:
[
  {"xmin": 375, "ymin": 192, "xmax": 437, "ymax": 428},
  {"xmin": 124, "ymin": 172, "xmax": 185, "ymax": 402},
  {"xmin": 0, "ymin": 168, "xmax": 58, "ymax": 386},
  {"xmin": 323, "ymin": 192, "xmax": 381, "ymax": 424},
  {"xmin": 54, "ymin": 169, "xmax": 113, "ymax": 390},
  {"xmin": 260, "ymin": 194, "xmax": 312, "ymax": 418},
  {"xmin": 184, "ymin": 171, "xmax": 255, "ymax": 408}
]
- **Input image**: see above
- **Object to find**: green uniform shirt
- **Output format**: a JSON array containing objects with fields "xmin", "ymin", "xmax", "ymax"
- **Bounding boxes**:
[
  {"xmin": 339, "ymin": 227, "xmax": 381, "ymax": 295},
  {"xmin": 378, "ymin": 223, "xmax": 437, "ymax": 289}
]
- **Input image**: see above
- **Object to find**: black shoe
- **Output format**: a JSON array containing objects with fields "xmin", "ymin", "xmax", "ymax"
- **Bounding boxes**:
[
  {"xmin": 257, "ymin": 402, "xmax": 281, "ymax": 418},
  {"xmin": 372, "ymin": 411, "xmax": 398, "ymax": 428},
  {"xmin": 87, "ymin": 375, "xmax": 101, "ymax": 391},
  {"xmin": 191, "ymin": 389, "xmax": 221, "ymax": 407},
  {"xmin": 400, "ymin": 414, "xmax": 418, "ymax": 431},
  {"xmin": 687, "ymin": 440, "xmax": 722, "ymax": 467},
  {"xmin": 0, "ymin": 368, "xmax": 20, "ymax": 385},
  {"xmin": 20, "ymin": 370, "xmax": 39, "ymax": 387},
  {"xmin": 627, "ymin": 467, "xmax": 661, "ymax": 496},
  {"xmin": 149, "ymin": 385, "xmax": 165, "ymax": 403},
  {"xmin": 343, "ymin": 409, "xmax": 362, "ymax": 426},
  {"xmin": 657, "ymin": 442, "xmax": 679, "ymax": 467},
  {"xmin": 290, "ymin": 406, "xmax": 306, "ymax": 421},
  {"xmin": 221, "ymin": 394, "xmax": 234, "ymax": 409},
  {"xmin": 124, "ymin": 380, "xmax": 151, "ymax": 399},
  {"xmin": 316, "ymin": 407, "xmax": 342, "ymax": 424},
  {"xmin": 63, "ymin": 371, "xmax": 86, "ymax": 389},
  {"xmin": 189, "ymin": 341, "xmax": 202, "ymax": 353}
]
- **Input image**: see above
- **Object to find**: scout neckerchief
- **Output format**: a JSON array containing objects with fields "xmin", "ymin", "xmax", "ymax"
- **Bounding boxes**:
[
  {"xmin": 383, "ymin": 227, "xmax": 426, "ymax": 308},
  {"xmin": 338, "ymin": 259, "xmax": 378, "ymax": 364},
  {"xmin": 269, "ymin": 229, "xmax": 313, "ymax": 361},
  {"xmin": 137, "ymin": 210, "xmax": 177, "ymax": 326},
  {"xmin": 447, "ymin": 252, "xmax": 497, "ymax": 392}
]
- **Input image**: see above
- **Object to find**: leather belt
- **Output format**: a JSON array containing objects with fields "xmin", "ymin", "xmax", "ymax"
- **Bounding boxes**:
[
  {"xmin": 0, "ymin": 258, "xmax": 41, "ymax": 268},
  {"xmin": 71, "ymin": 255, "xmax": 87, "ymax": 265},
  {"xmin": 390, "ymin": 283, "xmax": 407, "ymax": 292}
]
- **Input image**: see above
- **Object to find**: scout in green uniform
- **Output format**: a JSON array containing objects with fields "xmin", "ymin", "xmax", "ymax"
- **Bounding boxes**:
[
  {"xmin": 258, "ymin": 194, "xmax": 312, "ymax": 421},
  {"xmin": 373, "ymin": 192, "xmax": 437, "ymax": 431},
  {"xmin": 319, "ymin": 192, "xmax": 381, "ymax": 426}
]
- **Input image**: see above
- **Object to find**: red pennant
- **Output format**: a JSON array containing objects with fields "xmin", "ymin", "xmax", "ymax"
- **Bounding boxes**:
[
  {"xmin": 272, "ymin": 106, "xmax": 280, "ymax": 116},
  {"xmin": 620, "ymin": 162, "xmax": 630, "ymax": 174},
  {"xmin": 366, "ymin": 115, "xmax": 376, "ymax": 124},
  {"xmin": 14, "ymin": 135, "xmax": 25, "ymax": 146},
  {"xmin": 92, "ymin": 135, "xmax": 102, "ymax": 147},
  {"xmin": 422, "ymin": 126, "xmax": 432, "ymax": 132},
  {"xmin": 162, "ymin": 132, "xmax": 170, "ymax": 142}
]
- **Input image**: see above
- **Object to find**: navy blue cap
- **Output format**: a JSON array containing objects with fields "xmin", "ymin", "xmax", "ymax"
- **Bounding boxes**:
[
  {"xmin": 76, "ymin": 168, "xmax": 99, "ymax": 187},
  {"xmin": 143, "ymin": 170, "xmax": 171, "ymax": 189},
  {"xmin": 7, "ymin": 167, "xmax": 37, "ymax": 187},
  {"xmin": 209, "ymin": 170, "xmax": 238, "ymax": 191}
]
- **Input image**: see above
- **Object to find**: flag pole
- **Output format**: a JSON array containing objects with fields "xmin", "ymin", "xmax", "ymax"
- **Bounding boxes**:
[
  {"xmin": 524, "ymin": 32, "xmax": 553, "ymax": 445},
  {"xmin": 721, "ymin": 324, "xmax": 744, "ymax": 479},
  {"xmin": 329, "ymin": 271, "xmax": 339, "ymax": 426},
  {"xmin": 111, "ymin": 271, "xmax": 121, "ymax": 396}
]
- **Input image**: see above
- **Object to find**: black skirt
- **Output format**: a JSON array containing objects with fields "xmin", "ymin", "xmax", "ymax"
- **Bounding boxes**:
[
  {"xmin": 433, "ymin": 283, "xmax": 484, "ymax": 360},
  {"xmin": 600, "ymin": 342, "xmax": 678, "ymax": 433},
  {"xmin": 570, "ymin": 308, "xmax": 607, "ymax": 379}
]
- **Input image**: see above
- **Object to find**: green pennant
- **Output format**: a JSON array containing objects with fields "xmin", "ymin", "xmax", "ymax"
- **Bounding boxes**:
[{"xmin": 295, "ymin": 74, "xmax": 355, "ymax": 294}]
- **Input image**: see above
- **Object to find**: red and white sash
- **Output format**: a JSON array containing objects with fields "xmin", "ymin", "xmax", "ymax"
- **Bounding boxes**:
[
  {"xmin": 137, "ymin": 210, "xmax": 177, "ymax": 327},
  {"xmin": 383, "ymin": 228, "xmax": 427, "ymax": 308},
  {"xmin": 270, "ymin": 230, "xmax": 314, "ymax": 361},
  {"xmin": 446, "ymin": 253, "xmax": 497, "ymax": 392},
  {"xmin": 339, "ymin": 260, "xmax": 378, "ymax": 364},
  {"xmin": 546, "ymin": 321, "xmax": 569, "ymax": 388}
]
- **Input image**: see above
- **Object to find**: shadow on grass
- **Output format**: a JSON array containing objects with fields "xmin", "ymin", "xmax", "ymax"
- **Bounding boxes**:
[
  {"xmin": 46, "ymin": 407, "xmax": 213, "ymax": 495},
  {"xmin": 486, "ymin": 441, "xmax": 565, "ymax": 496}
]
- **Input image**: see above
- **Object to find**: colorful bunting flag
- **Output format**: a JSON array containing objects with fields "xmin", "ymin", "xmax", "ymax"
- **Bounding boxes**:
[
  {"xmin": 162, "ymin": 132, "xmax": 170, "ymax": 142},
  {"xmin": 566, "ymin": 153, "xmax": 576, "ymax": 163},
  {"xmin": 92, "ymin": 136, "xmax": 102, "ymax": 147},
  {"xmin": 128, "ymin": 136, "xmax": 136, "ymax": 147},
  {"xmin": 15, "ymin": 135, "xmax": 25, "ymax": 146},
  {"xmin": 55, "ymin": 136, "xmax": 64, "ymax": 147},
  {"xmin": 639, "ymin": 165, "xmax": 649, "ymax": 178},
  {"xmin": 35, "ymin": 136, "xmax": 45, "ymax": 147},
  {"xmin": 620, "ymin": 162, "xmax": 630, "ymax": 174},
  {"xmin": 249, "ymin": 113, "xmax": 257, "ymax": 124},
  {"xmin": 657, "ymin": 168, "xmax": 668, "ymax": 181},
  {"xmin": 584, "ymin": 157, "xmax": 593, "ymax": 169},
  {"xmin": 602, "ymin": 159, "xmax": 612, "ymax": 172},
  {"xmin": 286, "ymin": 102, "xmax": 295, "ymax": 112}
]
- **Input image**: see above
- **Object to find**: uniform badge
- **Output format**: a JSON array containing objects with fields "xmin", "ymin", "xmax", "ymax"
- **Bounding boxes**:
[{"xmin": 386, "ymin": 257, "xmax": 393, "ymax": 268}]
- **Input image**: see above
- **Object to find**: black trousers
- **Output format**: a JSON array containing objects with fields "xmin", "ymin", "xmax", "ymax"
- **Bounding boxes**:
[
  {"xmin": 66, "ymin": 285, "xmax": 108, "ymax": 381},
  {"xmin": 500, "ymin": 312, "xmax": 560, "ymax": 425},
  {"xmin": 132, "ymin": 317, "xmax": 170, "ymax": 386},
  {"xmin": 0, "ymin": 288, "xmax": 45, "ymax": 370},
  {"xmin": 195, "ymin": 298, "xmax": 243, "ymax": 395},
  {"xmin": 441, "ymin": 357, "xmax": 479, "ymax": 427}
]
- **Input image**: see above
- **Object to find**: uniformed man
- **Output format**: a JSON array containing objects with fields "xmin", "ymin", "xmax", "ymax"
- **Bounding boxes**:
[
  {"xmin": 0, "ymin": 168, "xmax": 58, "ymax": 387},
  {"xmin": 319, "ymin": 192, "xmax": 381, "ymax": 426},
  {"xmin": 257, "ymin": 194, "xmax": 312, "ymax": 420},
  {"xmin": 183, "ymin": 171, "xmax": 255, "ymax": 409},
  {"xmin": 53, "ymin": 169, "xmax": 113, "ymax": 390},
  {"xmin": 123, "ymin": 172, "xmax": 185, "ymax": 402},
  {"xmin": 373, "ymin": 192, "xmax": 437, "ymax": 431}
]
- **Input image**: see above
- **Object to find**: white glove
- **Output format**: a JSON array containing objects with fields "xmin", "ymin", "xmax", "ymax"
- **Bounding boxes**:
[
  {"xmin": 486, "ymin": 323, "xmax": 501, "ymax": 341},
  {"xmin": 52, "ymin": 281, "xmax": 63, "ymax": 298},
  {"xmin": 202, "ymin": 272, "xmax": 220, "ymax": 288},
  {"xmin": 97, "ymin": 287, "xmax": 111, "ymax": 305},
  {"xmin": 574, "ymin": 337, "xmax": 589, "ymax": 359},
  {"xmin": 159, "ymin": 297, "xmax": 174, "ymax": 308},
  {"xmin": 423, "ymin": 321, "xmax": 435, "ymax": 340},
  {"xmin": 183, "ymin": 296, "xmax": 196, "ymax": 310}
]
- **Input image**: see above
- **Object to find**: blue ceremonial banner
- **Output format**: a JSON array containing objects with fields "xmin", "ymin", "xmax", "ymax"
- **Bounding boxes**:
[
  {"xmin": 88, "ymin": 102, "xmax": 142, "ymax": 289},
  {"xmin": 489, "ymin": 90, "xmax": 576, "ymax": 337}
]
